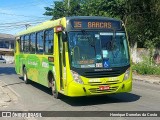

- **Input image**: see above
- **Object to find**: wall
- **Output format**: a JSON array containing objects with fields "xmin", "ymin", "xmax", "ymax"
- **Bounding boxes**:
[{"xmin": 131, "ymin": 48, "xmax": 160, "ymax": 64}]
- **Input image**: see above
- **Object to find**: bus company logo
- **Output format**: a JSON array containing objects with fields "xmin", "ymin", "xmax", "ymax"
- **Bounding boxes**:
[
  {"xmin": 28, "ymin": 61, "xmax": 38, "ymax": 66},
  {"xmin": 94, "ymin": 68, "xmax": 112, "ymax": 71},
  {"xmin": 2, "ymin": 112, "xmax": 12, "ymax": 117}
]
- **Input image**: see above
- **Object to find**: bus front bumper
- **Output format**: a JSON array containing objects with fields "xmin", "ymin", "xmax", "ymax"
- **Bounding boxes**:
[{"xmin": 67, "ymin": 80, "xmax": 132, "ymax": 97}]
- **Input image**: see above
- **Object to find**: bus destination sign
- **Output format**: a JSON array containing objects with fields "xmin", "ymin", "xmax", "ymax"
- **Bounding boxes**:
[{"xmin": 71, "ymin": 19, "xmax": 122, "ymax": 30}]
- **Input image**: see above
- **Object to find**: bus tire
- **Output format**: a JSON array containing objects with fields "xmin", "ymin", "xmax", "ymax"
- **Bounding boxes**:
[
  {"xmin": 23, "ymin": 67, "xmax": 29, "ymax": 84},
  {"xmin": 51, "ymin": 79, "xmax": 62, "ymax": 99}
]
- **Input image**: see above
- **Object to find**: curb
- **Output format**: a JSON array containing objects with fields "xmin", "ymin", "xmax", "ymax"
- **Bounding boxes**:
[{"xmin": 133, "ymin": 78, "xmax": 160, "ymax": 85}]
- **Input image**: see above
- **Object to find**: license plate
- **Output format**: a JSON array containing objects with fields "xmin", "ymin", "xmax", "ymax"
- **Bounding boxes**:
[{"xmin": 99, "ymin": 86, "xmax": 110, "ymax": 90}]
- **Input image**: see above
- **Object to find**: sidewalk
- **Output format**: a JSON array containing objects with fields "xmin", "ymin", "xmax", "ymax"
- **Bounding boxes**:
[
  {"xmin": 0, "ymin": 80, "xmax": 38, "ymax": 120},
  {"xmin": 0, "ymin": 80, "xmax": 18, "ymax": 109},
  {"xmin": 133, "ymin": 73, "xmax": 160, "ymax": 85}
]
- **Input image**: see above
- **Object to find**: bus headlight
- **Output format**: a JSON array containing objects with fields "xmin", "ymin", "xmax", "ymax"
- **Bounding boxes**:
[
  {"xmin": 123, "ymin": 68, "xmax": 130, "ymax": 81},
  {"xmin": 71, "ymin": 71, "xmax": 83, "ymax": 84}
]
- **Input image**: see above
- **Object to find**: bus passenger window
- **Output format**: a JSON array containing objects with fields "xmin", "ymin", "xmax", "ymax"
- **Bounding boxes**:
[
  {"xmin": 30, "ymin": 33, "xmax": 36, "ymax": 53},
  {"xmin": 24, "ymin": 35, "xmax": 29, "ymax": 53},
  {"xmin": 44, "ymin": 29, "xmax": 54, "ymax": 54},
  {"xmin": 20, "ymin": 36, "xmax": 24, "ymax": 52},
  {"xmin": 36, "ymin": 31, "xmax": 44, "ymax": 53}
]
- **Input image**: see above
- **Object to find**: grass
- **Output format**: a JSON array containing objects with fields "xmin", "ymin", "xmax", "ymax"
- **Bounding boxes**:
[
  {"xmin": 132, "ymin": 63, "xmax": 160, "ymax": 75},
  {"xmin": 132, "ymin": 55, "xmax": 160, "ymax": 75}
]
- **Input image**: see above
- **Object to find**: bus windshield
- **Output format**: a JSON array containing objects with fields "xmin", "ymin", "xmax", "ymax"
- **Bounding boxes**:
[{"xmin": 68, "ymin": 31, "xmax": 130, "ymax": 68}]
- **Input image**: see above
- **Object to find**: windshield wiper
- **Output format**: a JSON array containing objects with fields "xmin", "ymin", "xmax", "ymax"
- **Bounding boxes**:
[{"xmin": 81, "ymin": 30, "xmax": 96, "ymax": 56}]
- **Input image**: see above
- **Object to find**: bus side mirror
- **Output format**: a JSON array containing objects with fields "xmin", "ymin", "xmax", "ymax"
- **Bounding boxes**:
[{"xmin": 62, "ymin": 31, "xmax": 67, "ymax": 42}]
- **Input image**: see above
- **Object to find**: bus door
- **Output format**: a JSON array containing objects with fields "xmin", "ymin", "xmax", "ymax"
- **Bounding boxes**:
[{"xmin": 58, "ymin": 33, "xmax": 66, "ymax": 90}]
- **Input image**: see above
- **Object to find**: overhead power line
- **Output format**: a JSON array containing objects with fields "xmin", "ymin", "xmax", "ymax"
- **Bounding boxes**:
[
  {"xmin": 0, "ymin": 20, "xmax": 46, "ymax": 26},
  {"xmin": 0, "ymin": 12, "xmax": 48, "ymax": 18},
  {"xmin": 0, "ymin": 23, "xmax": 42, "ymax": 28},
  {"xmin": 0, "ymin": 21, "xmax": 45, "ymax": 30},
  {"xmin": 0, "ymin": 22, "xmax": 41, "ymax": 28},
  {"xmin": 0, "ymin": 1, "xmax": 52, "ymax": 9},
  {"xmin": 0, "ymin": 26, "xmax": 25, "ymax": 31}
]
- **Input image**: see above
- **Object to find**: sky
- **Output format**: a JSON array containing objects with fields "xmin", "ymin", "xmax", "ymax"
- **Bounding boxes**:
[{"xmin": 0, "ymin": 0, "xmax": 59, "ymax": 35}]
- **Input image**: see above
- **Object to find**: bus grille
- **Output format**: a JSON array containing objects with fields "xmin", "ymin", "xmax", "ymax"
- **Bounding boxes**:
[
  {"xmin": 84, "ymin": 70, "xmax": 121, "ymax": 78},
  {"xmin": 88, "ymin": 80, "xmax": 121, "ymax": 85},
  {"xmin": 103, "ymin": 80, "xmax": 121, "ymax": 85},
  {"xmin": 89, "ymin": 86, "xmax": 118, "ymax": 94}
]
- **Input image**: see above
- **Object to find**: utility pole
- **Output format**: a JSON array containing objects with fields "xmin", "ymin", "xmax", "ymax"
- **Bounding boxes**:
[
  {"xmin": 67, "ymin": 0, "xmax": 70, "ymax": 16},
  {"xmin": 25, "ymin": 24, "xmax": 31, "ymax": 29},
  {"xmin": 68, "ymin": 0, "xmax": 70, "ymax": 9}
]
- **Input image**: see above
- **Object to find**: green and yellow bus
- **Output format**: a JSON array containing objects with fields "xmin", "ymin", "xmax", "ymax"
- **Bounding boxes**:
[{"xmin": 15, "ymin": 16, "xmax": 132, "ymax": 98}]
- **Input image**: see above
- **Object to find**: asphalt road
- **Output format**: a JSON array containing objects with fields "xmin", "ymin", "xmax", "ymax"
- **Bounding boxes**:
[{"xmin": 0, "ymin": 64, "xmax": 160, "ymax": 120}]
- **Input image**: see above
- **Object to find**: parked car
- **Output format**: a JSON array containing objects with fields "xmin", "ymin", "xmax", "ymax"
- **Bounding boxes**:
[{"xmin": 0, "ymin": 58, "xmax": 6, "ymax": 63}]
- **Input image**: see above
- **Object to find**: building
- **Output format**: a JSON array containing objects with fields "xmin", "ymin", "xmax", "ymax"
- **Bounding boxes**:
[{"xmin": 0, "ymin": 33, "xmax": 15, "ymax": 63}]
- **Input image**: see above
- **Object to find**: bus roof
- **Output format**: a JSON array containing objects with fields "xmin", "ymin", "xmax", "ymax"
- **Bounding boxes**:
[
  {"xmin": 66, "ymin": 16, "xmax": 121, "ymax": 21},
  {"xmin": 16, "ymin": 16, "xmax": 122, "ymax": 36},
  {"xmin": 16, "ymin": 18, "xmax": 63, "ymax": 36}
]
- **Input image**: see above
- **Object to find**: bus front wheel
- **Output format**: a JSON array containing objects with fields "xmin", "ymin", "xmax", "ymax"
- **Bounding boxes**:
[
  {"xmin": 23, "ymin": 67, "xmax": 29, "ymax": 84},
  {"xmin": 51, "ymin": 79, "xmax": 62, "ymax": 99}
]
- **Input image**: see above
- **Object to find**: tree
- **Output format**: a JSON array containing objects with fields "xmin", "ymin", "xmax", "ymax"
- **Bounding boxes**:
[
  {"xmin": 44, "ymin": 1, "xmax": 66, "ymax": 19},
  {"xmin": 43, "ymin": 0, "xmax": 83, "ymax": 19},
  {"xmin": 44, "ymin": 0, "xmax": 160, "ymax": 49}
]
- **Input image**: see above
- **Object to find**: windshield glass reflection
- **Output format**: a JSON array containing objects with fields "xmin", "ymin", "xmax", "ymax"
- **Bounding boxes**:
[{"xmin": 68, "ymin": 31, "xmax": 129, "ymax": 68}]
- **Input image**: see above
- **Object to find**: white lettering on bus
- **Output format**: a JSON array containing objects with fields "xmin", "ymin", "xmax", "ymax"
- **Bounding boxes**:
[
  {"xmin": 28, "ymin": 61, "xmax": 38, "ymax": 66},
  {"xmin": 42, "ymin": 62, "xmax": 49, "ymax": 68}
]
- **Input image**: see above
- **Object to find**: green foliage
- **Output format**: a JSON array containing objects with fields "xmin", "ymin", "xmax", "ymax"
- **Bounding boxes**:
[
  {"xmin": 44, "ymin": 0, "xmax": 83, "ymax": 19},
  {"xmin": 43, "ymin": 0, "xmax": 160, "ymax": 75},
  {"xmin": 132, "ymin": 56, "xmax": 160, "ymax": 75},
  {"xmin": 44, "ymin": 1, "xmax": 66, "ymax": 19},
  {"xmin": 43, "ymin": 0, "xmax": 160, "ymax": 49},
  {"xmin": 133, "ymin": 63, "xmax": 160, "ymax": 75}
]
